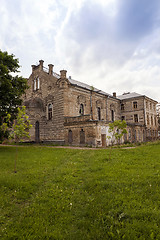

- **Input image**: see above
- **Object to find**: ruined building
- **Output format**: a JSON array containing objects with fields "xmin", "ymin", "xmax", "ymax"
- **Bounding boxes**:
[{"xmin": 23, "ymin": 60, "xmax": 158, "ymax": 146}]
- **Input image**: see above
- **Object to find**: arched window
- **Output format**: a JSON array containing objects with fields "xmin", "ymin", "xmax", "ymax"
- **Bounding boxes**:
[
  {"xmin": 111, "ymin": 110, "xmax": 114, "ymax": 122},
  {"xmin": 79, "ymin": 104, "xmax": 84, "ymax": 115},
  {"xmin": 68, "ymin": 130, "xmax": 73, "ymax": 144},
  {"xmin": 34, "ymin": 79, "xmax": 36, "ymax": 91},
  {"xmin": 80, "ymin": 129, "xmax": 85, "ymax": 144},
  {"xmin": 97, "ymin": 107, "xmax": 101, "ymax": 120},
  {"xmin": 33, "ymin": 77, "xmax": 40, "ymax": 91},
  {"xmin": 37, "ymin": 77, "xmax": 40, "ymax": 89},
  {"xmin": 48, "ymin": 104, "xmax": 53, "ymax": 120}
]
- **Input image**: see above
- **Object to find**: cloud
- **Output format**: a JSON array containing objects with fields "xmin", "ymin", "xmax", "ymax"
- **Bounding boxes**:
[
  {"xmin": 0, "ymin": 0, "xmax": 160, "ymax": 101},
  {"xmin": 115, "ymin": 0, "xmax": 160, "ymax": 42}
]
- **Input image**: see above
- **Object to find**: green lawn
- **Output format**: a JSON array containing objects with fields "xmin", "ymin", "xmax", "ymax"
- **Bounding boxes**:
[{"xmin": 1, "ymin": 143, "xmax": 160, "ymax": 239}]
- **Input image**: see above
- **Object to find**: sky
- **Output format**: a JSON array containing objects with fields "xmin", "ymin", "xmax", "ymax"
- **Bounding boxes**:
[{"xmin": 1, "ymin": 0, "xmax": 160, "ymax": 102}]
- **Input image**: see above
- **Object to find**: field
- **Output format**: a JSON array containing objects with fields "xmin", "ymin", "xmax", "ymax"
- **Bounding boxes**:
[{"xmin": 1, "ymin": 143, "xmax": 160, "ymax": 239}]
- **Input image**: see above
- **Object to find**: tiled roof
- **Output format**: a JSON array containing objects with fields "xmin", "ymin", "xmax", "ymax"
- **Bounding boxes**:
[
  {"xmin": 68, "ymin": 78, "xmax": 112, "ymax": 97},
  {"xmin": 117, "ymin": 92, "xmax": 144, "ymax": 100}
]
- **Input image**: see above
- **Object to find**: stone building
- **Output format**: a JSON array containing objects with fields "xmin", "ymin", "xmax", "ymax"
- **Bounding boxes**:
[{"xmin": 23, "ymin": 60, "xmax": 158, "ymax": 146}]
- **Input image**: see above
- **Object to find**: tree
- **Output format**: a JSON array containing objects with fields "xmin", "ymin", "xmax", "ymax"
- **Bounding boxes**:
[
  {"xmin": 0, "ymin": 50, "xmax": 29, "ymax": 140},
  {"xmin": 107, "ymin": 120, "xmax": 127, "ymax": 160},
  {"xmin": 1, "ymin": 106, "xmax": 32, "ymax": 172}
]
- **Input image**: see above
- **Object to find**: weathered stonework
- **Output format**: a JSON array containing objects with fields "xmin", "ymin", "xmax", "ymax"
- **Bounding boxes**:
[{"xmin": 23, "ymin": 60, "xmax": 158, "ymax": 146}]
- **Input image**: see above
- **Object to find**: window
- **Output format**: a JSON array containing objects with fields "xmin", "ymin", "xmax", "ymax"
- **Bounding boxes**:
[
  {"xmin": 146, "ymin": 101, "xmax": 148, "ymax": 109},
  {"xmin": 80, "ymin": 129, "xmax": 85, "ymax": 144},
  {"xmin": 147, "ymin": 115, "xmax": 149, "ymax": 125},
  {"xmin": 138, "ymin": 130, "xmax": 141, "ymax": 141},
  {"xmin": 111, "ymin": 110, "xmax": 114, "ymax": 122},
  {"xmin": 48, "ymin": 104, "xmax": 53, "ymax": 120},
  {"xmin": 68, "ymin": 130, "xmax": 73, "ymax": 144},
  {"xmin": 150, "ymin": 103, "xmax": 152, "ymax": 110},
  {"xmin": 37, "ymin": 77, "xmax": 40, "ymax": 89},
  {"xmin": 79, "ymin": 104, "xmax": 84, "ymax": 115},
  {"xmin": 33, "ymin": 77, "xmax": 40, "ymax": 91},
  {"xmin": 135, "ymin": 130, "xmax": 137, "ymax": 141},
  {"xmin": 133, "ymin": 101, "xmax": 137, "ymax": 109},
  {"xmin": 121, "ymin": 116, "xmax": 125, "ymax": 121},
  {"xmin": 34, "ymin": 79, "xmax": 36, "ymax": 91},
  {"xmin": 151, "ymin": 116, "xmax": 153, "ymax": 125},
  {"xmin": 121, "ymin": 104, "xmax": 124, "ymax": 110},
  {"xmin": 134, "ymin": 114, "xmax": 138, "ymax": 123},
  {"xmin": 155, "ymin": 116, "xmax": 157, "ymax": 126},
  {"xmin": 129, "ymin": 129, "xmax": 131, "ymax": 140},
  {"xmin": 97, "ymin": 107, "xmax": 101, "ymax": 120}
]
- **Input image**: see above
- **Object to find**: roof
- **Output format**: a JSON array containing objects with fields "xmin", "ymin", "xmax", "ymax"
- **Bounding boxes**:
[
  {"xmin": 117, "ymin": 92, "xmax": 144, "ymax": 100},
  {"xmin": 68, "ymin": 77, "xmax": 112, "ymax": 97}
]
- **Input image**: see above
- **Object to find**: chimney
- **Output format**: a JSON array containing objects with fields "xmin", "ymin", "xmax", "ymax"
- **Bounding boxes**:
[
  {"xmin": 60, "ymin": 70, "xmax": 67, "ymax": 79},
  {"xmin": 48, "ymin": 64, "xmax": 54, "ymax": 75},
  {"xmin": 31, "ymin": 65, "xmax": 36, "ymax": 72},
  {"xmin": 113, "ymin": 92, "xmax": 116, "ymax": 97},
  {"xmin": 39, "ymin": 60, "xmax": 44, "ymax": 70}
]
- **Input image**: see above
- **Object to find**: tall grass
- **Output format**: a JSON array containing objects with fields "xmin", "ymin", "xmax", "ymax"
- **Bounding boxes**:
[{"xmin": 1, "ymin": 144, "xmax": 160, "ymax": 239}]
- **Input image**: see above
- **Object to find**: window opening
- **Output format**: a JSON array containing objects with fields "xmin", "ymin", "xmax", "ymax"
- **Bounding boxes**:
[
  {"xmin": 48, "ymin": 104, "xmax": 53, "ymax": 120},
  {"xmin": 34, "ymin": 79, "xmax": 36, "ymax": 91},
  {"xmin": 134, "ymin": 114, "xmax": 138, "ymax": 123},
  {"xmin": 121, "ymin": 104, "xmax": 124, "ymax": 110},
  {"xmin": 97, "ymin": 107, "xmax": 101, "ymax": 120},
  {"xmin": 37, "ymin": 77, "xmax": 40, "ymax": 89},
  {"xmin": 111, "ymin": 110, "xmax": 114, "ymax": 122},
  {"xmin": 79, "ymin": 104, "xmax": 84, "ymax": 115},
  {"xmin": 133, "ymin": 101, "xmax": 137, "ymax": 109}
]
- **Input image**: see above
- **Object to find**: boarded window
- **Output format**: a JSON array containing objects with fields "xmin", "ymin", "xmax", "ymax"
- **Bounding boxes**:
[
  {"xmin": 68, "ymin": 130, "xmax": 73, "ymax": 144},
  {"xmin": 80, "ymin": 129, "xmax": 85, "ymax": 144}
]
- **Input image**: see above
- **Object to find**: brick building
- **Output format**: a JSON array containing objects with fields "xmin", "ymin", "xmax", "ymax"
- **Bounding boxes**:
[{"xmin": 23, "ymin": 60, "xmax": 158, "ymax": 146}]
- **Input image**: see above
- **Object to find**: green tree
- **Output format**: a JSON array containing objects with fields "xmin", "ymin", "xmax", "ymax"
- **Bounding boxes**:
[
  {"xmin": 1, "ymin": 106, "xmax": 32, "ymax": 172},
  {"xmin": 107, "ymin": 120, "xmax": 127, "ymax": 160},
  {"xmin": 0, "ymin": 50, "xmax": 29, "ymax": 140}
]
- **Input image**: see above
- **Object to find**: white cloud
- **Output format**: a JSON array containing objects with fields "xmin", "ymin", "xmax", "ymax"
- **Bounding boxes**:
[{"xmin": 0, "ymin": 0, "xmax": 160, "ymax": 102}]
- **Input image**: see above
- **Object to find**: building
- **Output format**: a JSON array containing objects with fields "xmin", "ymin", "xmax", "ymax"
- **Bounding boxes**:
[{"xmin": 23, "ymin": 60, "xmax": 158, "ymax": 146}]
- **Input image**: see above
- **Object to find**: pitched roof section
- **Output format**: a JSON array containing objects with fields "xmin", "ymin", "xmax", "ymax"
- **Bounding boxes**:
[
  {"xmin": 117, "ymin": 92, "xmax": 144, "ymax": 100},
  {"xmin": 68, "ymin": 77, "xmax": 112, "ymax": 97},
  {"xmin": 52, "ymin": 71, "xmax": 111, "ymax": 96}
]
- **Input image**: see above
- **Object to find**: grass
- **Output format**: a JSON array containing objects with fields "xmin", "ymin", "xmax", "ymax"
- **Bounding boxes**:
[{"xmin": 1, "ymin": 143, "xmax": 160, "ymax": 239}]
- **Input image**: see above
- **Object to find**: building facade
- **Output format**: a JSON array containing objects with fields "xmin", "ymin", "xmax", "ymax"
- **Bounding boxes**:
[{"xmin": 23, "ymin": 60, "xmax": 158, "ymax": 146}]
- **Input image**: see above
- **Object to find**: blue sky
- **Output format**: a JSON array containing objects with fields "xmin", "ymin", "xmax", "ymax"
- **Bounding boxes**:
[{"xmin": 1, "ymin": 0, "xmax": 160, "ymax": 101}]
